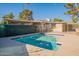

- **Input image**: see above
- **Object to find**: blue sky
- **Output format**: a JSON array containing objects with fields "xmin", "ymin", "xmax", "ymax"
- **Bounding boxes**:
[{"xmin": 0, "ymin": 3, "xmax": 71, "ymax": 21}]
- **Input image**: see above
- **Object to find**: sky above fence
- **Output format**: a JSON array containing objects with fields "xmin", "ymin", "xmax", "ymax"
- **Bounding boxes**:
[{"xmin": 0, "ymin": 3, "xmax": 71, "ymax": 21}]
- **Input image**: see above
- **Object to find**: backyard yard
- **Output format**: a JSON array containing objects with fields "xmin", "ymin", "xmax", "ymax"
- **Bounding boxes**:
[{"xmin": 0, "ymin": 32, "xmax": 79, "ymax": 56}]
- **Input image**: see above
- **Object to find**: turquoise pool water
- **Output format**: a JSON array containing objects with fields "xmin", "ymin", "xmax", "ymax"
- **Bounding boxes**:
[{"xmin": 12, "ymin": 33, "xmax": 58, "ymax": 50}]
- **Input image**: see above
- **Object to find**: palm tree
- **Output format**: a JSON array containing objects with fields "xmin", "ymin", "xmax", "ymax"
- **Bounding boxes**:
[{"xmin": 64, "ymin": 3, "xmax": 79, "ymax": 23}]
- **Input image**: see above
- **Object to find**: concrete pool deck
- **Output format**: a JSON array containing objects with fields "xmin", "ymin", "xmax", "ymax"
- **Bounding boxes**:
[
  {"xmin": 0, "ymin": 33, "xmax": 56, "ymax": 56},
  {"xmin": 0, "ymin": 32, "xmax": 79, "ymax": 56},
  {"xmin": 46, "ymin": 32, "xmax": 79, "ymax": 56},
  {"xmin": 0, "ymin": 36, "xmax": 29, "ymax": 56}
]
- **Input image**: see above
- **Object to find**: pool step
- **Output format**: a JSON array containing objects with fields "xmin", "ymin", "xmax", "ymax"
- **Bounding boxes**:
[{"xmin": 26, "ymin": 44, "xmax": 55, "ymax": 56}]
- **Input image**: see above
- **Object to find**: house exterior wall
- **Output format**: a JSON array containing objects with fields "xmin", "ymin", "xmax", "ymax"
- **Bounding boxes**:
[
  {"xmin": 62, "ymin": 24, "xmax": 67, "ymax": 32},
  {"xmin": 3, "ymin": 19, "xmax": 75, "ymax": 32},
  {"xmin": 53, "ymin": 24, "xmax": 63, "ymax": 32},
  {"xmin": 67, "ymin": 24, "xmax": 73, "ymax": 31},
  {"xmin": 53, "ymin": 23, "xmax": 67, "ymax": 32}
]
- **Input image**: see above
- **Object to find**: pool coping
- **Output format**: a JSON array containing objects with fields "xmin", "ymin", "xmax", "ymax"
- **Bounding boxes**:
[{"xmin": 0, "ymin": 33, "xmax": 43, "ymax": 40}]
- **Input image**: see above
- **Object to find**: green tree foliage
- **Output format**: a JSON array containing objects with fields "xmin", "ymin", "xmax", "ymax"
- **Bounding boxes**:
[
  {"xmin": 19, "ymin": 9, "xmax": 33, "ymax": 20},
  {"xmin": 0, "ymin": 20, "xmax": 4, "ymax": 24},
  {"xmin": 51, "ymin": 18, "xmax": 63, "ymax": 22},
  {"xmin": 0, "ymin": 20, "xmax": 2, "ymax": 24},
  {"xmin": 64, "ymin": 3, "xmax": 79, "ymax": 23},
  {"xmin": 2, "ymin": 12, "xmax": 14, "ymax": 20},
  {"xmin": 64, "ymin": 3, "xmax": 73, "ymax": 9},
  {"xmin": 72, "ymin": 15, "xmax": 78, "ymax": 23}
]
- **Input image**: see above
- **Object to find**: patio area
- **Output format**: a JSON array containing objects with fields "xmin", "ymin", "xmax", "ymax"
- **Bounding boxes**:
[
  {"xmin": 46, "ymin": 32, "xmax": 79, "ymax": 56},
  {"xmin": 0, "ymin": 32, "xmax": 79, "ymax": 56}
]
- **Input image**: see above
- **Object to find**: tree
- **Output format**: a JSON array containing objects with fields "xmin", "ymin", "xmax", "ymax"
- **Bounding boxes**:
[
  {"xmin": 2, "ymin": 12, "xmax": 14, "ymax": 20},
  {"xmin": 51, "ymin": 18, "xmax": 63, "ymax": 22},
  {"xmin": 72, "ymin": 15, "xmax": 78, "ymax": 23},
  {"xmin": 0, "ymin": 20, "xmax": 2, "ymax": 24},
  {"xmin": 2, "ymin": 12, "xmax": 14, "ymax": 24},
  {"xmin": 0, "ymin": 20, "xmax": 4, "ymax": 24},
  {"xmin": 64, "ymin": 3, "xmax": 79, "ymax": 23},
  {"xmin": 19, "ymin": 9, "xmax": 33, "ymax": 20}
]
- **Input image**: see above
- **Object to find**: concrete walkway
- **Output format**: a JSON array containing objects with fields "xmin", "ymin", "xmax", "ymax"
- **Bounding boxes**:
[
  {"xmin": 0, "ymin": 37, "xmax": 29, "ymax": 56},
  {"xmin": 47, "ymin": 32, "xmax": 79, "ymax": 56}
]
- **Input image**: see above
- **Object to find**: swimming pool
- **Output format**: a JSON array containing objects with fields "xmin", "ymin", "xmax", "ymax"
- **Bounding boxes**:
[{"xmin": 12, "ymin": 33, "xmax": 58, "ymax": 50}]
